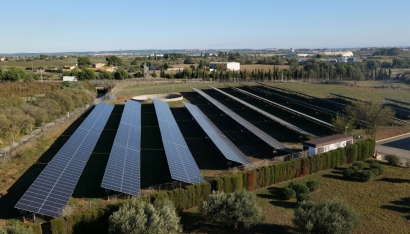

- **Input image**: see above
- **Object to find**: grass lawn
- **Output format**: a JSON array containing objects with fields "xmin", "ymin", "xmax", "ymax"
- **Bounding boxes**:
[{"xmin": 180, "ymin": 162, "xmax": 410, "ymax": 234}]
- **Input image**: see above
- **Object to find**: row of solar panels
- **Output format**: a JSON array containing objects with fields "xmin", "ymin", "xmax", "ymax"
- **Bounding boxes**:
[{"xmin": 15, "ymin": 96, "xmax": 256, "ymax": 217}]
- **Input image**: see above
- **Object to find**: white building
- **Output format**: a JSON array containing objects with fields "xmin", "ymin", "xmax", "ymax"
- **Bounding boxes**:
[
  {"xmin": 303, "ymin": 134, "xmax": 353, "ymax": 156},
  {"xmin": 62, "ymin": 76, "xmax": 78, "ymax": 82},
  {"xmin": 321, "ymin": 51, "xmax": 354, "ymax": 57},
  {"xmin": 209, "ymin": 62, "xmax": 240, "ymax": 71}
]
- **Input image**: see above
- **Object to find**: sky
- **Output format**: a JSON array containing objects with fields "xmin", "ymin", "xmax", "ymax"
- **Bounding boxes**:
[{"xmin": 1, "ymin": 0, "xmax": 409, "ymax": 53}]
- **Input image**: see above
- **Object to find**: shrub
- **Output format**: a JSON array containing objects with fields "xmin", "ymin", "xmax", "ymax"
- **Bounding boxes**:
[
  {"xmin": 0, "ymin": 220, "xmax": 34, "ymax": 234},
  {"xmin": 297, "ymin": 193, "xmax": 313, "ymax": 203},
  {"xmin": 385, "ymin": 154, "xmax": 401, "ymax": 166},
  {"xmin": 288, "ymin": 183, "xmax": 310, "ymax": 196},
  {"xmin": 369, "ymin": 161, "xmax": 384, "ymax": 176},
  {"xmin": 293, "ymin": 197, "xmax": 360, "ymax": 234},
  {"xmin": 306, "ymin": 181, "xmax": 319, "ymax": 192},
  {"xmin": 283, "ymin": 187, "xmax": 296, "ymax": 200},
  {"xmin": 343, "ymin": 167, "xmax": 356, "ymax": 178},
  {"xmin": 198, "ymin": 190, "xmax": 263, "ymax": 229},
  {"xmin": 352, "ymin": 161, "xmax": 365, "ymax": 170},
  {"xmin": 358, "ymin": 170, "xmax": 375, "ymax": 182},
  {"xmin": 108, "ymin": 199, "xmax": 182, "ymax": 234}
]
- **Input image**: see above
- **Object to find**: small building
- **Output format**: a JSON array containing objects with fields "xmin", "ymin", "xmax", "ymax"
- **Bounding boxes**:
[
  {"xmin": 303, "ymin": 134, "xmax": 353, "ymax": 156},
  {"xmin": 347, "ymin": 57, "xmax": 360, "ymax": 63},
  {"xmin": 62, "ymin": 76, "xmax": 78, "ymax": 82},
  {"xmin": 63, "ymin": 65, "xmax": 76, "ymax": 70},
  {"xmin": 209, "ymin": 62, "xmax": 240, "ymax": 71},
  {"xmin": 104, "ymin": 67, "xmax": 118, "ymax": 72},
  {"xmin": 93, "ymin": 63, "xmax": 104, "ymax": 69},
  {"xmin": 0, "ymin": 57, "xmax": 5, "ymax": 62}
]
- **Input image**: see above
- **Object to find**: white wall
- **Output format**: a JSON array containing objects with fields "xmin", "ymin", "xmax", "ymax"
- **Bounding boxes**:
[
  {"xmin": 306, "ymin": 140, "xmax": 350, "ymax": 156},
  {"xmin": 226, "ymin": 62, "xmax": 240, "ymax": 71}
]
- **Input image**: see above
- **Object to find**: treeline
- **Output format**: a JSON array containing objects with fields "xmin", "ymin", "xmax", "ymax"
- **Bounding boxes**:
[
  {"xmin": 0, "ymin": 89, "xmax": 93, "ymax": 147},
  {"xmin": 46, "ymin": 139, "xmax": 375, "ymax": 234}
]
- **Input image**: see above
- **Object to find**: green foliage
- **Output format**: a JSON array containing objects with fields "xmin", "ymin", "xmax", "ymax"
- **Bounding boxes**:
[
  {"xmin": 27, "ymin": 224, "xmax": 41, "ymax": 234},
  {"xmin": 283, "ymin": 187, "xmax": 296, "ymax": 200},
  {"xmin": 331, "ymin": 114, "xmax": 355, "ymax": 134},
  {"xmin": 352, "ymin": 161, "xmax": 365, "ymax": 170},
  {"xmin": 3, "ymin": 67, "xmax": 27, "ymax": 81},
  {"xmin": 369, "ymin": 161, "xmax": 384, "ymax": 176},
  {"xmin": 358, "ymin": 170, "xmax": 375, "ymax": 182},
  {"xmin": 0, "ymin": 220, "xmax": 33, "ymax": 234},
  {"xmin": 98, "ymin": 70, "xmax": 113, "ymax": 80},
  {"xmin": 296, "ymin": 193, "xmax": 313, "ymax": 203},
  {"xmin": 213, "ymin": 178, "xmax": 223, "ymax": 192},
  {"xmin": 50, "ymin": 218, "xmax": 65, "ymax": 234},
  {"xmin": 78, "ymin": 68, "xmax": 97, "ymax": 80},
  {"xmin": 385, "ymin": 154, "xmax": 401, "ymax": 166},
  {"xmin": 223, "ymin": 176, "xmax": 233, "ymax": 193},
  {"xmin": 114, "ymin": 68, "xmax": 129, "ymax": 80},
  {"xmin": 77, "ymin": 57, "xmax": 92, "ymax": 66},
  {"xmin": 198, "ymin": 190, "xmax": 263, "ymax": 229},
  {"xmin": 306, "ymin": 181, "xmax": 319, "ymax": 192},
  {"xmin": 345, "ymin": 144, "xmax": 357, "ymax": 164},
  {"xmin": 343, "ymin": 167, "xmax": 356, "ymax": 178},
  {"xmin": 108, "ymin": 199, "xmax": 182, "ymax": 234},
  {"xmin": 106, "ymin": 56, "xmax": 123, "ymax": 66},
  {"xmin": 293, "ymin": 197, "xmax": 360, "ymax": 234},
  {"xmin": 289, "ymin": 183, "xmax": 310, "ymax": 196}
]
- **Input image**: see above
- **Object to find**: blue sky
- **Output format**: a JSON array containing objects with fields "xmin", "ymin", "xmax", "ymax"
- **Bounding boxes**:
[{"xmin": 1, "ymin": 0, "xmax": 409, "ymax": 53}]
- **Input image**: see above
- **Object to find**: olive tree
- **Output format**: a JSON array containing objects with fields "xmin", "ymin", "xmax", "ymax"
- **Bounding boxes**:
[
  {"xmin": 109, "ymin": 199, "xmax": 182, "ymax": 234},
  {"xmin": 198, "ymin": 190, "xmax": 263, "ymax": 229},
  {"xmin": 293, "ymin": 197, "xmax": 360, "ymax": 234}
]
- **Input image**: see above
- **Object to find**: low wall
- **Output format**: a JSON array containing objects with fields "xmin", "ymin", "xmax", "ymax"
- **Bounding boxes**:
[{"xmin": 132, "ymin": 93, "xmax": 183, "ymax": 102}]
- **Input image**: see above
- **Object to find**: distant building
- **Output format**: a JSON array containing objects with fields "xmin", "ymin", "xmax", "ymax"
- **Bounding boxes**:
[
  {"xmin": 63, "ymin": 65, "xmax": 76, "ymax": 70},
  {"xmin": 209, "ymin": 62, "xmax": 240, "ymax": 71},
  {"xmin": 62, "ymin": 76, "xmax": 77, "ymax": 82},
  {"xmin": 347, "ymin": 57, "xmax": 360, "ymax": 63},
  {"xmin": 322, "ymin": 51, "xmax": 354, "ymax": 57},
  {"xmin": 104, "ymin": 67, "xmax": 118, "ymax": 73},
  {"xmin": 93, "ymin": 63, "xmax": 104, "ymax": 69},
  {"xmin": 303, "ymin": 134, "xmax": 353, "ymax": 156},
  {"xmin": 0, "ymin": 57, "xmax": 5, "ymax": 62}
]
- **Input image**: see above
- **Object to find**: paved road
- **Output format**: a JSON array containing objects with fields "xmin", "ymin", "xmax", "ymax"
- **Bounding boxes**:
[{"xmin": 376, "ymin": 133, "xmax": 410, "ymax": 164}]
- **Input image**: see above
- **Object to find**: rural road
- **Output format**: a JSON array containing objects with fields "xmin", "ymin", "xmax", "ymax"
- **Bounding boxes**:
[{"xmin": 376, "ymin": 133, "xmax": 410, "ymax": 164}]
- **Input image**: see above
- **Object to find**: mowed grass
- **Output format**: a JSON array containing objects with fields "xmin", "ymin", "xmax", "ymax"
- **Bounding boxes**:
[{"xmin": 181, "ymin": 162, "xmax": 410, "ymax": 234}]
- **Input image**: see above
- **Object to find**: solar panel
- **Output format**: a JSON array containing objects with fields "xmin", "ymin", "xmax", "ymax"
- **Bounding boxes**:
[
  {"xmin": 153, "ymin": 99, "xmax": 204, "ymax": 184},
  {"xmin": 192, "ymin": 88, "xmax": 292, "ymax": 153},
  {"xmin": 15, "ymin": 102, "xmax": 114, "ymax": 217},
  {"xmin": 183, "ymin": 102, "xmax": 251, "ymax": 164},
  {"xmin": 101, "ymin": 100, "xmax": 141, "ymax": 196},
  {"xmin": 219, "ymin": 85, "xmax": 317, "ymax": 138}
]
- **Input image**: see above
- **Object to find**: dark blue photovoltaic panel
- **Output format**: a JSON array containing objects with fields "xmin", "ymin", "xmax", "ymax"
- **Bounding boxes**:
[
  {"xmin": 101, "ymin": 100, "xmax": 141, "ymax": 196},
  {"xmin": 184, "ymin": 102, "xmax": 251, "ymax": 165},
  {"xmin": 193, "ymin": 88, "xmax": 292, "ymax": 153},
  {"xmin": 15, "ymin": 102, "xmax": 113, "ymax": 217},
  {"xmin": 153, "ymin": 99, "xmax": 204, "ymax": 184}
]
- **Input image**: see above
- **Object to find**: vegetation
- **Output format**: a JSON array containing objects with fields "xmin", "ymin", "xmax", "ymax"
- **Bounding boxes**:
[
  {"xmin": 343, "ymin": 160, "xmax": 384, "ymax": 182},
  {"xmin": 77, "ymin": 57, "xmax": 92, "ymax": 67},
  {"xmin": 306, "ymin": 181, "xmax": 319, "ymax": 192},
  {"xmin": 346, "ymin": 101, "xmax": 396, "ymax": 137},
  {"xmin": 0, "ymin": 220, "xmax": 33, "ymax": 234},
  {"xmin": 106, "ymin": 56, "xmax": 123, "ymax": 66},
  {"xmin": 384, "ymin": 154, "xmax": 401, "ymax": 166},
  {"xmin": 293, "ymin": 197, "xmax": 360, "ymax": 234},
  {"xmin": 108, "ymin": 199, "xmax": 182, "ymax": 234},
  {"xmin": 198, "ymin": 190, "xmax": 263, "ymax": 229},
  {"xmin": 331, "ymin": 114, "xmax": 354, "ymax": 134}
]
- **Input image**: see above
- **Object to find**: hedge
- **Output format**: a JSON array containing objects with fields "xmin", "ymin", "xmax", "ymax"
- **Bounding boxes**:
[
  {"xmin": 27, "ymin": 223, "xmax": 42, "ymax": 234},
  {"xmin": 49, "ymin": 139, "xmax": 375, "ymax": 234}
]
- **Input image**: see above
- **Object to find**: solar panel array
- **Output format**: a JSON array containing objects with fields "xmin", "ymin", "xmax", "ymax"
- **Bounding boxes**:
[
  {"xmin": 15, "ymin": 102, "xmax": 113, "ymax": 217},
  {"xmin": 183, "ymin": 102, "xmax": 251, "ymax": 165},
  {"xmin": 153, "ymin": 99, "xmax": 205, "ymax": 184},
  {"xmin": 101, "ymin": 100, "xmax": 141, "ymax": 196},
  {"xmin": 192, "ymin": 88, "xmax": 292, "ymax": 153},
  {"xmin": 217, "ymin": 85, "xmax": 317, "ymax": 138}
]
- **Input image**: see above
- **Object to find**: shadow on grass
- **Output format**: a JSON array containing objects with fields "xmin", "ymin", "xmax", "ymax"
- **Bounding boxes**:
[
  {"xmin": 378, "ymin": 177, "xmax": 410, "ymax": 184},
  {"xmin": 180, "ymin": 211, "xmax": 295, "ymax": 234},
  {"xmin": 0, "ymin": 107, "xmax": 94, "ymax": 219},
  {"xmin": 381, "ymin": 197, "xmax": 410, "ymax": 220},
  {"xmin": 256, "ymin": 187, "xmax": 296, "ymax": 209},
  {"xmin": 321, "ymin": 174, "xmax": 362, "ymax": 182}
]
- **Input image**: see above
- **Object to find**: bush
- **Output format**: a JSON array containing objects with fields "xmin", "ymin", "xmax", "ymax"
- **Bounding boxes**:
[
  {"xmin": 385, "ymin": 154, "xmax": 401, "ymax": 166},
  {"xmin": 306, "ymin": 181, "xmax": 319, "ymax": 192},
  {"xmin": 109, "ymin": 199, "xmax": 182, "ymax": 234},
  {"xmin": 293, "ymin": 197, "xmax": 360, "ymax": 234},
  {"xmin": 358, "ymin": 170, "xmax": 375, "ymax": 182},
  {"xmin": 283, "ymin": 187, "xmax": 296, "ymax": 200},
  {"xmin": 198, "ymin": 190, "xmax": 263, "ymax": 229},
  {"xmin": 369, "ymin": 161, "xmax": 384, "ymax": 176},
  {"xmin": 0, "ymin": 220, "xmax": 34, "ymax": 234},
  {"xmin": 297, "ymin": 193, "xmax": 313, "ymax": 203},
  {"xmin": 343, "ymin": 167, "xmax": 356, "ymax": 178},
  {"xmin": 352, "ymin": 161, "xmax": 365, "ymax": 170},
  {"xmin": 289, "ymin": 184, "xmax": 310, "ymax": 196}
]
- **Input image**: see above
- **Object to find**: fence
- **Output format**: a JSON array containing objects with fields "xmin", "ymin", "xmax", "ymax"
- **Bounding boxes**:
[{"xmin": 0, "ymin": 101, "xmax": 96, "ymax": 166}]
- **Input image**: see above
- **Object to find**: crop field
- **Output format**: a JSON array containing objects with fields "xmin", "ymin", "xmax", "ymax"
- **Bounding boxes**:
[{"xmin": 180, "ymin": 162, "xmax": 410, "ymax": 234}]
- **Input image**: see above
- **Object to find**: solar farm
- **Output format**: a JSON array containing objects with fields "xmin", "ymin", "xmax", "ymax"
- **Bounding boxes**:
[{"xmin": 11, "ymin": 82, "xmax": 410, "ymax": 218}]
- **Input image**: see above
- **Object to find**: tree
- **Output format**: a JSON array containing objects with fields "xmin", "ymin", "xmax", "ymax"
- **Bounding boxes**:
[
  {"xmin": 346, "ymin": 102, "xmax": 395, "ymax": 137},
  {"xmin": 78, "ymin": 68, "xmax": 97, "ymax": 80},
  {"xmin": 4, "ymin": 67, "xmax": 26, "ymax": 81},
  {"xmin": 114, "ymin": 68, "xmax": 129, "ymax": 80},
  {"xmin": 293, "ymin": 197, "xmax": 360, "ymax": 234},
  {"xmin": 106, "ymin": 56, "xmax": 123, "ymax": 66},
  {"xmin": 109, "ymin": 199, "xmax": 182, "ymax": 234},
  {"xmin": 183, "ymin": 57, "xmax": 195, "ymax": 64},
  {"xmin": 77, "ymin": 56, "xmax": 92, "ymax": 66},
  {"xmin": 99, "ymin": 70, "xmax": 113, "ymax": 80},
  {"xmin": 331, "ymin": 114, "xmax": 355, "ymax": 134},
  {"xmin": 199, "ymin": 190, "xmax": 263, "ymax": 229}
]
